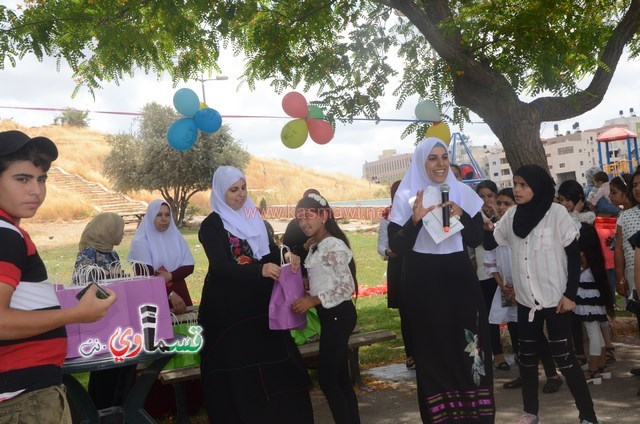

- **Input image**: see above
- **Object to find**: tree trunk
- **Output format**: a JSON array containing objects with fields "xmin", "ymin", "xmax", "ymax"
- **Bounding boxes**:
[{"xmin": 452, "ymin": 74, "xmax": 548, "ymax": 173}]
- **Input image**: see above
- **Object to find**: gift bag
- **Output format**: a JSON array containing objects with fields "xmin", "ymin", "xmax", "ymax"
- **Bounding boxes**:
[
  {"xmin": 57, "ymin": 262, "xmax": 173, "ymax": 358},
  {"xmin": 164, "ymin": 310, "xmax": 201, "ymax": 370},
  {"xmin": 268, "ymin": 245, "xmax": 307, "ymax": 330},
  {"xmin": 290, "ymin": 307, "xmax": 322, "ymax": 345}
]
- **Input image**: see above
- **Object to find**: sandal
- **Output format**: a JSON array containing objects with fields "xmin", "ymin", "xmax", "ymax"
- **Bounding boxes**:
[
  {"xmin": 542, "ymin": 376, "xmax": 563, "ymax": 393},
  {"xmin": 494, "ymin": 361, "xmax": 510, "ymax": 371},
  {"xmin": 584, "ymin": 369, "xmax": 603, "ymax": 385},
  {"xmin": 503, "ymin": 377, "xmax": 522, "ymax": 389},
  {"xmin": 598, "ymin": 366, "xmax": 612, "ymax": 380},
  {"xmin": 406, "ymin": 356, "xmax": 416, "ymax": 370},
  {"xmin": 605, "ymin": 347, "xmax": 616, "ymax": 364},
  {"xmin": 575, "ymin": 354, "xmax": 587, "ymax": 367}
]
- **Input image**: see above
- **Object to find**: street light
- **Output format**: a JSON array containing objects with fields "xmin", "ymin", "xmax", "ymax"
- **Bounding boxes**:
[{"xmin": 198, "ymin": 74, "xmax": 229, "ymax": 104}]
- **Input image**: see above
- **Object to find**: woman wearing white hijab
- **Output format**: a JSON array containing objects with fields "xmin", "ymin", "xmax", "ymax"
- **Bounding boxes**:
[
  {"xmin": 388, "ymin": 138, "xmax": 495, "ymax": 423},
  {"xmin": 198, "ymin": 166, "xmax": 313, "ymax": 424},
  {"xmin": 128, "ymin": 199, "xmax": 195, "ymax": 314}
]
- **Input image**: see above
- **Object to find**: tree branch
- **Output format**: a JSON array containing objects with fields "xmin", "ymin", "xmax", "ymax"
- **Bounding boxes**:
[{"xmin": 530, "ymin": 0, "xmax": 640, "ymax": 122}]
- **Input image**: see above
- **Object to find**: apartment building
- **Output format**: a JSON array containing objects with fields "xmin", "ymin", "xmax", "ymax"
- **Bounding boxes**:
[{"xmin": 362, "ymin": 149, "xmax": 412, "ymax": 184}]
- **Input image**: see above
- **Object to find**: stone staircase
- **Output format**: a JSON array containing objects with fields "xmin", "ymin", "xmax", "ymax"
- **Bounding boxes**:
[{"xmin": 48, "ymin": 167, "xmax": 148, "ymax": 219}]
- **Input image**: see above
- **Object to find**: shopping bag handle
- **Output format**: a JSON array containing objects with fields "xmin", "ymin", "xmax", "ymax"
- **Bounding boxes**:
[{"xmin": 280, "ymin": 244, "xmax": 291, "ymax": 266}]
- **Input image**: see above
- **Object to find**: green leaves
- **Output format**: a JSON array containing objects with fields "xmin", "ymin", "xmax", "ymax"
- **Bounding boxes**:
[{"xmin": 2, "ymin": 0, "xmax": 638, "ymax": 147}]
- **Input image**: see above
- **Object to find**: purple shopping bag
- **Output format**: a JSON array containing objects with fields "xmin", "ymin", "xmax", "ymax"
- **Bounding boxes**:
[
  {"xmin": 268, "ymin": 246, "xmax": 307, "ymax": 330},
  {"xmin": 56, "ymin": 276, "xmax": 173, "ymax": 358}
]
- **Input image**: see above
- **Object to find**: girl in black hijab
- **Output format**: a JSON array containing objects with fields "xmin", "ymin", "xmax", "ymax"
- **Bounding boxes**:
[{"xmin": 493, "ymin": 164, "xmax": 601, "ymax": 424}]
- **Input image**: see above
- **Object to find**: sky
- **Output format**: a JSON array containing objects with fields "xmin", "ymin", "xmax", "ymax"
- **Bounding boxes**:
[{"xmin": 2, "ymin": 20, "xmax": 640, "ymax": 178}]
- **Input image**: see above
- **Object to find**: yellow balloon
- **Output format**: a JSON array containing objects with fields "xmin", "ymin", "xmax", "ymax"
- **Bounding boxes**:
[
  {"xmin": 280, "ymin": 119, "xmax": 308, "ymax": 149},
  {"xmin": 425, "ymin": 122, "xmax": 451, "ymax": 145},
  {"xmin": 199, "ymin": 102, "xmax": 208, "ymax": 110}
]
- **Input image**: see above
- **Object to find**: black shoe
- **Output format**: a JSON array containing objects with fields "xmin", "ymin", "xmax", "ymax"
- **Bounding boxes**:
[
  {"xmin": 503, "ymin": 377, "xmax": 522, "ymax": 389},
  {"xmin": 630, "ymin": 368, "xmax": 640, "ymax": 376},
  {"xmin": 494, "ymin": 361, "xmax": 510, "ymax": 371},
  {"xmin": 542, "ymin": 376, "xmax": 563, "ymax": 394}
]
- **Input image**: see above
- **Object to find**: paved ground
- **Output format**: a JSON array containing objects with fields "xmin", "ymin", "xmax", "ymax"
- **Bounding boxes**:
[{"xmin": 311, "ymin": 337, "xmax": 640, "ymax": 423}]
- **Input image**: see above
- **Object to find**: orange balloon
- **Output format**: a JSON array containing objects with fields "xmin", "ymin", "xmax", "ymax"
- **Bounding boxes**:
[{"xmin": 307, "ymin": 118, "xmax": 334, "ymax": 144}]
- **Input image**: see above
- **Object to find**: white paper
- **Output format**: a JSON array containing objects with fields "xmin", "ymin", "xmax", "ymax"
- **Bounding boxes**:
[{"xmin": 408, "ymin": 186, "xmax": 464, "ymax": 244}]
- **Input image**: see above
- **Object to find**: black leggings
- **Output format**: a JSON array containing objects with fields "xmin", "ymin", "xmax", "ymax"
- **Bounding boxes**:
[
  {"xmin": 508, "ymin": 321, "xmax": 559, "ymax": 378},
  {"xmin": 317, "ymin": 301, "xmax": 361, "ymax": 424},
  {"xmin": 517, "ymin": 304, "xmax": 597, "ymax": 422}
]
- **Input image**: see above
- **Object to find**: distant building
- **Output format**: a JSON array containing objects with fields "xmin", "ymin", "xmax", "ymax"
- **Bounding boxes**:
[
  {"xmin": 362, "ymin": 149, "xmax": 412, "ymax": 184},
  {"xmin": 362, "ymin": 110, "xmax": 640, "ymax": 187}
]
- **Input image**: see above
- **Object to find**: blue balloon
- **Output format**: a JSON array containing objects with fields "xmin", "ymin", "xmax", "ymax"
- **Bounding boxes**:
[
  {"xmin": 173, "ymin": 88, "xmax": 200, "ymax": 117},
  {"xmin": 194, "ymin": 108, "xmax": 222, "ymax": 133},
  {"xmin": 167, "ymin": 118, "xmax": 198, "ymax": 151}
]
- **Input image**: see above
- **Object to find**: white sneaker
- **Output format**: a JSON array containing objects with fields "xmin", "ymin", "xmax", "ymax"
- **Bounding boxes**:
[
  {"xmin": 585, "ymin": 375, "xmax": 603, "ymax": 385},
  {"xmin": 580, "ymin": 420, "xmax": 603, "ymax": 424},
  {"xmin": 518, "ymin": 413, "xmax": 540, "ymax": 424}
]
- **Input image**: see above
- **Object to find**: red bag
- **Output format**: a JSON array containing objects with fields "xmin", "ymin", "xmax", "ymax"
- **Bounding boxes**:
[
  {"xmin": 594, "ymin": 217, "xmax": 617, "ymax": 270},
  {"xmin": 268, "ymin": 246, "xmax": 307, "ymax": 330}
]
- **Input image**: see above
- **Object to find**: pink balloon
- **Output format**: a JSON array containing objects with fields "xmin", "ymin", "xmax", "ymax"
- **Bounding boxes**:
[
  {"xmin": 307, "ymin": 118, "xmax": 334, "ymax": 145},
  {"xmin": 282, "ymin": 92, "xmax": 309, "ymax": 118}
]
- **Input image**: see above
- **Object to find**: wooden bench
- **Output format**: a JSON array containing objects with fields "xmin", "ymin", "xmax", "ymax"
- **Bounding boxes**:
[
  {"xmin": 159, "ymin": 329, "xmax": 395, "ymax": 422},
  {"xmin": 118, "ymin": 212, "xmax": 145, "ymax": 226},
  {"xmin": 159, "ymin": 329, "xmax": 396, "ymax": 386}
]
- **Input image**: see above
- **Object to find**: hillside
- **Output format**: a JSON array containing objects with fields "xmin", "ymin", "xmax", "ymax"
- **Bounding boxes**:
[{"xmin": 0, "ymin": 120, "xmax": 387, "ymax": 221}]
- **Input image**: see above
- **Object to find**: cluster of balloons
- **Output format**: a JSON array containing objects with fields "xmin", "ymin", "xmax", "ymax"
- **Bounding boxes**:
[
  {"xmin": 415, "ymin": 99, "xmax": 451, "ymax": 146},
  {"xmin": 280, "ymin": 92, "xmax": 335, "ymax": 149},
  {"xmin": 167, "ymin": 88, "xmax": 223, "ymax": 151}
]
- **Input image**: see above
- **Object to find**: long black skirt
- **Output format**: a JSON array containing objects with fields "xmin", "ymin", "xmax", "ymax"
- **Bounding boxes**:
[{"xmin": 401, "ymin": 250, "xmax": 495, "ymax": 423}]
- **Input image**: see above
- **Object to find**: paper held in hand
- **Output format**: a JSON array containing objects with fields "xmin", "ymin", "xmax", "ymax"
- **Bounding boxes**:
[{"xmin": 409, "ymin": 186, "xmax": 464, "ymax": 244}]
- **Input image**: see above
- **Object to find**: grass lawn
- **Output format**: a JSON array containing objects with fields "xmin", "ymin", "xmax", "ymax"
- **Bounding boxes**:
[{"xmin": 39, "ymin": 227, "xmax": 407, "ymax": 371}]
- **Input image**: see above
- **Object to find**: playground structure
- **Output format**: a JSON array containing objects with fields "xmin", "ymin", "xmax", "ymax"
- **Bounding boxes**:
[
  {"xmin": 596, "ymin": 127, "xmax": 638, "ymax": 175},
  {"xmin": 449, "ymin": 132, "xmax": 488, "ymax": 185}
]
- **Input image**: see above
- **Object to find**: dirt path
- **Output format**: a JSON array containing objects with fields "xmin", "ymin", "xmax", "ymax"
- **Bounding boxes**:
[{"xmin": 22, "ymin": 219, "xmax": 94, "ymax": 249}]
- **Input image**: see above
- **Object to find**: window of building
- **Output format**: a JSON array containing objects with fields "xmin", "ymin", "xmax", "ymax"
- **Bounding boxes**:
[
  {"xmin": 580, "ymin": 161, "xmax": 583, "ymax": 166},
  {"xmin": 546, "ymin": 153, "xmax": 551, "ymax": 157},
  {"xmin": 493, "ymin": 172, "xmax": 499, "ymax": 177},
  {"xmin": 558, "ymin": 146, "xmax": 574, "ymax": 155},
  {"xmin": 500, "ymin": 158, "xmax": 508, "ymax": 164},
  {"xmin": 559, "ymin": 163, "xmax": 565, "ymax": 168},
  {"xmin": 501, "ymin": 169, "xmax": 510, "ymax": 176}
]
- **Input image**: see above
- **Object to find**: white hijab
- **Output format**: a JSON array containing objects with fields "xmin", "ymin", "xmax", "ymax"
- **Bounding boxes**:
[
  {"xmin": 210, "ymin": 166, "xmax": 270, "ymax": 260},
  {"xmin": 389, "ymin": 137, "xmax": 484, "ymax": 254},
  {"xmin": 127, "ymin": 200, "xmax": 195, "ymax": 271}
]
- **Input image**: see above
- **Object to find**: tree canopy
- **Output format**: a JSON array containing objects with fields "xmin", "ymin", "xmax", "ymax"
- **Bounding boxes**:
[
  {"xmin": 53, "ymin": 108, "xmax": 89, "ymax": 127},
  {"xmin": 3, "ymin": 1, "xmax": 639, "ymax": 171},
  {"xmin": 103, "ymin": 102, "xmax": 249, "ymax": 225}
]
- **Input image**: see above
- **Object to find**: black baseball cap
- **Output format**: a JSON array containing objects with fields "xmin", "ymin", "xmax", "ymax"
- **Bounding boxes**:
[{"xmin": 0, "ymin": 130, "xmax": 58, "ymax": 160}]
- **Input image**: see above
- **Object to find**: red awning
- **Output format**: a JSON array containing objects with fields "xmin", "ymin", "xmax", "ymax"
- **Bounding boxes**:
[{"xmin": 596, "ymin": 127, "xmax": 638, "ymax": 142}]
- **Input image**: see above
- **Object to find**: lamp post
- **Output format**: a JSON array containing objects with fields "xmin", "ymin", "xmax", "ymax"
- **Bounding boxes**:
[{"xmin": 198, "ymin": 75, "xmax": 229, "ymax": 104}]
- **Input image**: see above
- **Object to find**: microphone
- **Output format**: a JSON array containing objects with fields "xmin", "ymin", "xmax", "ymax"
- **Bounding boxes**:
[{"xmin": 440, "ymin": 184, "xmax": 451, "ymax": 232}]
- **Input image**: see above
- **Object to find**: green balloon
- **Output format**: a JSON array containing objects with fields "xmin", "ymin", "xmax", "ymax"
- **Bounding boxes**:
[
  {"xmin": 280, "ymin": 119, "xmax": 308, "ymax": 149},
  {"xmin": 307, "ymin": 105, "xmax": 324, "ymax": 119}
]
